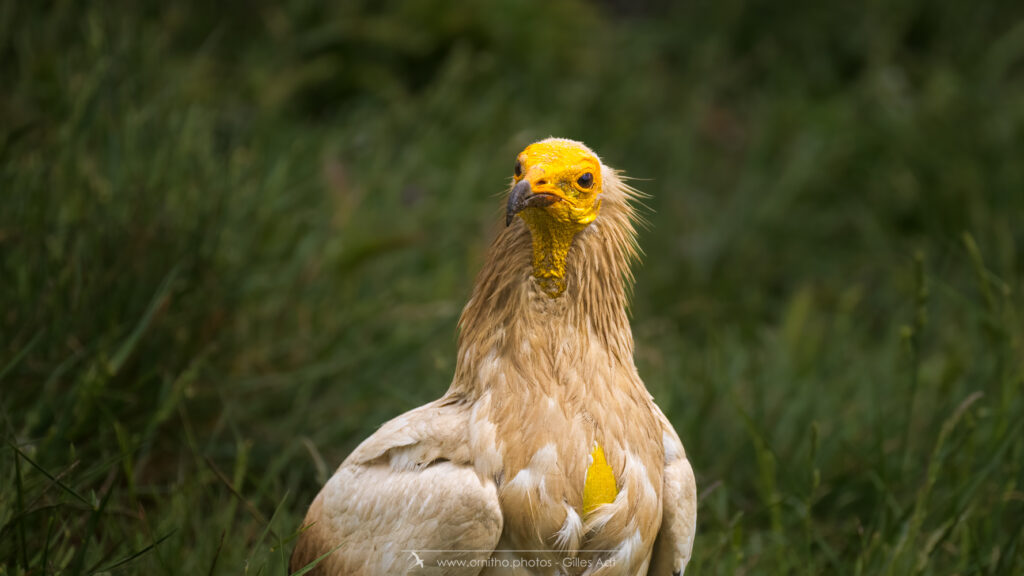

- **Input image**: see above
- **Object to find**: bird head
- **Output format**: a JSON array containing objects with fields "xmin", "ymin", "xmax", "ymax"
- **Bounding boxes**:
[
  {"xmin": 504, "ymin": 138, "xmax": 606, "ymax": 297},
  {"xmin": 505, "ymin": 139, "xmax": 603, "ymax": 229}
]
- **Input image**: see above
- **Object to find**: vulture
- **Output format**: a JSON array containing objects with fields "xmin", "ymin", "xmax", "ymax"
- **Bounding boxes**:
[{"xmin": 292, "ymin": 138, "xmax": 697, "ymax": 575}]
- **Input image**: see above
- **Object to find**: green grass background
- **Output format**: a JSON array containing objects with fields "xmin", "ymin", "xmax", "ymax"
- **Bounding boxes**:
[{"xmin": 3, "ymin": 0, "xmax": 1024, "ymax": 573}]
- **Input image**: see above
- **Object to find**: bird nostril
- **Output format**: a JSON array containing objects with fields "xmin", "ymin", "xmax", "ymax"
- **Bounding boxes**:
[{"xmin": 536, "ymin": 179, "xmax": 547, "ymax": 186}]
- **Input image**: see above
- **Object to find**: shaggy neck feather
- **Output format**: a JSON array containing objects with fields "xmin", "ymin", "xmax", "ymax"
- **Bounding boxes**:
[{"xmin": 451, "ymin": 178, "xmax": 640, "ymax": 396}]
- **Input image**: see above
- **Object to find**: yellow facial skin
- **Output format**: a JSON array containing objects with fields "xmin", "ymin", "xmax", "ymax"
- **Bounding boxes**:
[{"xmin": 509, "ymin": 139, "xmax": 604, "ymax": 298}]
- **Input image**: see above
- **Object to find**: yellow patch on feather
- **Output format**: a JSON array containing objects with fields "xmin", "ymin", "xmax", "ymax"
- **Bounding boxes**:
[{"xmin": 583, "ymin": 443, "xmax": 618, "ymax": 514}]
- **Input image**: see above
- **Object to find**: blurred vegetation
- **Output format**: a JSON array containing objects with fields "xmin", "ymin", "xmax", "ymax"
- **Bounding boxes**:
[{"xmin": 2, "ymin": 0, "xmax": 1024, "ymax": 573}]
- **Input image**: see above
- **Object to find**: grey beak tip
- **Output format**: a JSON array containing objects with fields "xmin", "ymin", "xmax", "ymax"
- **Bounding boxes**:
[{"xmin": 506, "ymin": 179, "xmax": 532, "ymax": 227}]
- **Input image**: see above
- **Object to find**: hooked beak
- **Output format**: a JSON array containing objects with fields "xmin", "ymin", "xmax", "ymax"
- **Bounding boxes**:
[{"xmin": 505, "ymin": 179, "xmax": 560, "ymax": 226}]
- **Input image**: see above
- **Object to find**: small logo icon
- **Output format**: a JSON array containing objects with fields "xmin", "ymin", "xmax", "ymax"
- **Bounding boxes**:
[{"xmin": 408, "ymin": 551, "xmax": 425, "ymax": 569}]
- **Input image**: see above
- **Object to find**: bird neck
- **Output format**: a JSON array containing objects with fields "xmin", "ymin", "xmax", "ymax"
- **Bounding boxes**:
[
  {"xmin": 517, "ymin": 211, "xmax": 588, "ymax": 298},
  {"xmin": 452, "ymin": 183, "xmax": 641, "ymax": 396}
]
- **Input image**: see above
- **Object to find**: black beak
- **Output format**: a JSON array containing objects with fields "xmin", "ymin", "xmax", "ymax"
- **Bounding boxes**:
[{"xmin": 505, "ymin": 180, "xmax": 560, "ymax": 226}]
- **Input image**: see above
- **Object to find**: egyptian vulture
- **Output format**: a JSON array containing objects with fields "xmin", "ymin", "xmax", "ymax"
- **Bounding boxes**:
[{"xmin": 292, "ymin": 138, "xmax": 697, "ymax": 575}]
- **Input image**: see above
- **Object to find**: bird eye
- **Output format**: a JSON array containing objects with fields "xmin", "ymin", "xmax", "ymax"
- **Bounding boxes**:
[
  {"xmin": 577, "ymin": 172, "xmax": 594, "ymax": 189},
  {"xmin": 514, "ymin": 161, "xmax": 523, "ymax": 178}
]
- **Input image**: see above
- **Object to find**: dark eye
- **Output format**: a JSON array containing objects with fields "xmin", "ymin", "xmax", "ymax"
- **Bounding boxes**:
[
  {"xmin": 514, "ymin": 161, "xmax": 523, "ymax": 178},
  {"xmin": 577, "ymin": 172, "xmax": 594, "ymax": 189}
]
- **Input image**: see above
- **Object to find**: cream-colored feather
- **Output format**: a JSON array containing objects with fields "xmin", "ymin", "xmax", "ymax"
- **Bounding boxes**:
[
  {"xmin": 649, "ymin": 412, "xmax": 698, "ymax": 576},
  {"xmin": 292, "ymin": 139, "xmax": 696, "ymax": 575},
  {"xmin": 291, "ymin": 399, "xmax": 502, "ymax": 575}
]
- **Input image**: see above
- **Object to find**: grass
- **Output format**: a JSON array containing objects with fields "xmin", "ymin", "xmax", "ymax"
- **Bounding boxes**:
[{"xmin": 2, "ymin": 0, "xmax": 1023, "ymax": 573}]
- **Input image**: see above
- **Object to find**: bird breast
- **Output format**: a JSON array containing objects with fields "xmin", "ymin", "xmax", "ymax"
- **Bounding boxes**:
[{"xmin": 467, "ymin": 355, "xmax": 665, "ymax": 571}]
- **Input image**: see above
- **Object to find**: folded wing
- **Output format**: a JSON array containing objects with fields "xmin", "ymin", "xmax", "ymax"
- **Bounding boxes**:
[
  {"xmin": 292, "ymin": 398, "xmax": 503, "ymax": 575},
  {"xmin": 649, "ymin": 418, "xmax": 698, "ymax": 576}
]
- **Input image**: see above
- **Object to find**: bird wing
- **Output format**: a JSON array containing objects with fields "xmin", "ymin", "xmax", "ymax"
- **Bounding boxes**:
[
  {"xmin": 291, "ymin": 398, "xmax": 503, "ymax": 575},
  {"xmin": 648, "ymin": 409, "xmax": 698, "ymax": 576}
]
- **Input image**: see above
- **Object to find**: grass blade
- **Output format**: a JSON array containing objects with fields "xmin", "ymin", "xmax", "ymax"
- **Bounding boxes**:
[
  {"xmin": 89, "ymin": 530, "xmax": 176, "ymax": 574},
  {"xmin": 288, "ymin": 543, "xmax": 344, "ymax": 576},
  {"xmin": 0, "ymin": 330, "xmax": 42, "ymax": 385},
  {"xmin": 9, "ymin": 441, "xmax": 93, "ymax": 508},
  {"xmin": 13, "ymin": 442, "xmax": 28, "ymax": 570},
  {"xmin": 207, "ymin": 531, "xmax": 225, "ymax": 576},
  {"xmin": 108, "ymin": 264, "xmax": 179, "ymax": 375}
]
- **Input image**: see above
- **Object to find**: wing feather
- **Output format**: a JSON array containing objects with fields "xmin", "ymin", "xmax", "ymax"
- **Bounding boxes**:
[
  {"xmin": 649, "ymin": 423, "xmax": 697, "ymax": 576},
  {"xmin": 292, "ymin": 398, "xmax": 502, "ymax": 575}
]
